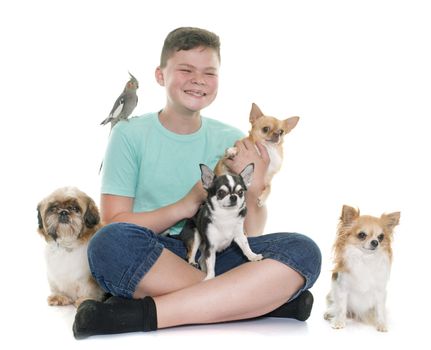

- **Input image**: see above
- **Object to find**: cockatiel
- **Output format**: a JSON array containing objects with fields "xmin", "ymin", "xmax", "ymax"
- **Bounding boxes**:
[{"xmin": 100, "ymin": 72, "xmax": 139, "ymax": 129}]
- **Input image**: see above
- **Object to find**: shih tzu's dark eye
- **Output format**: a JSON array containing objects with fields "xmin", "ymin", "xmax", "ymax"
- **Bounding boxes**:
[
  {"xmin": 48, "ymin": 206, "xmax": 56, "ymax": 213},
  {"xmin": 262, "ymin": 126, "xmax": 270, "ymax": 133},
  {"xmin": 68, "ymin": 205, "xmax": 80, "ymax": 213},
  {"xmin": 378, "ymin": 233, "xmax": 384, "ymax": 242},
  {"xmin": 357, "ymin": 231, "xmax": 367, "ymax": 240},
  {"xmin": 217, "ymin": 189, "xmax": 227, "ymax": 199}
]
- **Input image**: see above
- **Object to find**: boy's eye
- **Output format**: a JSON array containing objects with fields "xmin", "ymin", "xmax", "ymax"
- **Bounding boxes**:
[
  {"xmin": 262, "ymin": 127, "xmax": 270, "ymax": 133},
  {"xmin": 357, "ymin": 231, "xmax": 367, "ymax": 240},
  {"xmin": 179, "ymin": 69, "xmax": 192, "ymax": 73},
  {"xmin": 378, "ymin": 234, "xmax": 384, "ymax": 242}
]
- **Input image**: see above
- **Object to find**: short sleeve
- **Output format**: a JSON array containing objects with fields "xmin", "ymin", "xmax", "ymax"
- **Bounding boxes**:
[{"xmin": 100, "ymin": 125, "xmax": 139, "ymax": 197}]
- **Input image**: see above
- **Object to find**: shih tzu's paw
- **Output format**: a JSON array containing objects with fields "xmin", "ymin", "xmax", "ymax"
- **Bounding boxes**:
[{"xmin": 48, "ymin": 294, "xmax": 73, "ymax": 306}]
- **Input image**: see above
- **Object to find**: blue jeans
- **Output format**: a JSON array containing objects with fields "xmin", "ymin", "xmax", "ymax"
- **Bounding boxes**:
[{"xmin": 88, "ymin": 223, "xmax": 322, "ymax": 299}]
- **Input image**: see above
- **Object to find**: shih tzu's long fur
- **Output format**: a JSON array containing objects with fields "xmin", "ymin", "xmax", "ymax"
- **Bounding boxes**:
[{"xmin": 37, "ymin": 187, "xmax": 104, "ymax": 307}]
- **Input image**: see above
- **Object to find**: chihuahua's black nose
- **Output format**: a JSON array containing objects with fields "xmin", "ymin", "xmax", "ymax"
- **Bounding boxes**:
[
  {"xmin": 230, "ymin": 195, "xmax": 237, "ymax": 204},
  {"xmin": 371, "ymin": 240, "xmax": 379, "ymax": 248}
]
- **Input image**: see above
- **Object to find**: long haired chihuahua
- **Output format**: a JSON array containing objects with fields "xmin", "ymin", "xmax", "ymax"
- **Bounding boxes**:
[
  {"xmin": 324, "ymin": 205, "xmax": 400, "ymax": 331},
  {"xmin": 214, "ymin": 103, "xmax": 299, "ymax": 207}
]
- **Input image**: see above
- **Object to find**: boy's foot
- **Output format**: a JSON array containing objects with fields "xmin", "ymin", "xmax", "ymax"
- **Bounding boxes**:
[
  {"xmin": 265, "ymin": 290, "xmax": 314, "ymax": 321},
  {"xmin": 73, "ymin": 296, "xmax": 157, "ymax": 339}
]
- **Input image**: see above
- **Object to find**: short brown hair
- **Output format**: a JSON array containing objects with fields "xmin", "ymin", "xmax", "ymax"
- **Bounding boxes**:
[{"xmin": 160, "ymin": 27, "xmax": 221, "ymax": 67}]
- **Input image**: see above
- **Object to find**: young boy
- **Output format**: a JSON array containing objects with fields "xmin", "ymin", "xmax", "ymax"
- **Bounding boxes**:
[{"xmin": 73, "ymin": 27, "xmax": 321, "ymax": 338}]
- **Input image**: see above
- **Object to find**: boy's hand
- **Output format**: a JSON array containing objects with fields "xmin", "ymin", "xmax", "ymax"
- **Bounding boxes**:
[
  {"xmin": 180, "ymin": 180, "xmax": 207, "ymax": 218},
  {"xmin": 224, "ymin": 139, "xmax": 270, "ymax": 196}
]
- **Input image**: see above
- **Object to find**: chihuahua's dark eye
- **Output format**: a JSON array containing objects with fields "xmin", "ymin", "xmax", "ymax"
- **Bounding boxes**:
[
  {"xmin": 378, "ymin": 234, "xmax": 384, "ymax": 242},
  {"xmin": 217, "ymin": 189, "xmax": 227, "ymax": 199},
  {"xmin": 357, "ymin": 231, "xmax": 367, "ymax": 240},
  {"xmin": 237, "ymin": 189, "xmax": 244, "ymax": 197},
  {"xmin": 279, "ymin": 130, "xmax": 285, "ymax": 135},
  {"xmin": 262, "ymin": 126, "xmax": 270, "ymax": 133}
]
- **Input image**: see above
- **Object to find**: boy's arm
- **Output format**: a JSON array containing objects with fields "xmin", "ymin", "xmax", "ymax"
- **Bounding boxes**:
[
  {"xmin": 100, "ymin": 181, "xmax": 206, "ymax": 234},
  {"xmin": 223, "ymin": 140, "xmax": 270, "ymax": 236}
]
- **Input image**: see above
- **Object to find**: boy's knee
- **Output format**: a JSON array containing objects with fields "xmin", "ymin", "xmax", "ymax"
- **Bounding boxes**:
[
  {"xmin": 293, "ymin": 234, "xmax": 322, "ymax": 288},
  {"xmin": 272, "ymin": 232, "xmax": 322, "ymax": 288},
  {"xmin": 87, "ymin": 223, "xmax": 128, "ymax": 277}
]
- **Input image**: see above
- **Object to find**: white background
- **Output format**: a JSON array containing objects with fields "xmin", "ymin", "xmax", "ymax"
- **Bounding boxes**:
[{"xmin": 1, "ymin": 0, "xmax": 430, "ymax": 348}]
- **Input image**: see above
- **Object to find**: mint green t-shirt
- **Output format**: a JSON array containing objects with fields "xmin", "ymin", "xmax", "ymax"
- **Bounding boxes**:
[{"xmin": 101, "ymin": 112, "xmax": 244, "ymax": 235}]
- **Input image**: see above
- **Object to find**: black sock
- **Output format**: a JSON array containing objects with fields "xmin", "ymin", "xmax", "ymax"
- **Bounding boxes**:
[
  {"xmin": 264, "ymin": 290, "xmax": 314, "ymax": 321},
  {"xmin": 73, "ymin": 296, "xmax": 157, "ymax": 339}
]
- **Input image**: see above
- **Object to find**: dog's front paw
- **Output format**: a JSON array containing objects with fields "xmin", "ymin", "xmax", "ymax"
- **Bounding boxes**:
[
  {"xmin": 249, "ymin": 253, "xmax": 263, "ymax": 262},
  {"xmin": 376, "ymin": 323, "xmax": 388, "ymax": 332},
  {"xmin": 48, "ymin": 294, "xmax": 73, "ymax": 306},
  {"xmin": 225, "ymin": 147, "xmax": 238, "ymax": 159},
  {"xmin": 189, "ymin": 261, "xmax": 199, "ymax": 269},
  {"xmin": 331, "ymin": 318, "xmax": 346, "ymax": 329}
]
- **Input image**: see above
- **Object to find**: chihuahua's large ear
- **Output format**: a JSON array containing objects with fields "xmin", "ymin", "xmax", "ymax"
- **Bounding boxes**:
[
  {"xmin": 84, "ymin": 198, "xmax": 101, "ymax": 228},
  {"xmin": 381, "ymin": 212, "xmax": 400, "ymax": 232},
  {"xmin": 240, "ymin": 163, "xmax": 254, "ymax": 188},
  {"xmin": 200, "ymin": 164, "xmax": 216, "ymax": 189},
  {"xmin": 283, "ymin": 116, "xmax": 300, "ymax": 133},
  {"xmin": 340, "ymin": 205, "xmax": 360, "ymax": 225},
  {"xmin": 249, "ymin": 103, "xmax": 264, "ymax": 124}
]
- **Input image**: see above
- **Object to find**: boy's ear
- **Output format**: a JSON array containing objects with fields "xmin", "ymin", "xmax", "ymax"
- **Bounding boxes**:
[{"xmin": 155, "ymin": 67, "xmax": 165, "ymax": 86}]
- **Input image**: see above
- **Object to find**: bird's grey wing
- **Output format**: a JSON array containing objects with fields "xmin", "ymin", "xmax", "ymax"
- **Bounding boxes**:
[{"xmin": 100, "ymin": 95, "xmax": 125, "ymax": 125}]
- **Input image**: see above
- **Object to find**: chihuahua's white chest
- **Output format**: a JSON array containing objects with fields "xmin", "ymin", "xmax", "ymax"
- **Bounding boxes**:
[
  {"xmin": 207, "ymin": 209, "xmax": 244, "ymax": 251},
  {"xmin": 262, "ymin": 143, "xmax": 282, "ymax": 181},
  {"xmin": 341, "ymin": 246, "xmax": 391, "ymax": 313}
]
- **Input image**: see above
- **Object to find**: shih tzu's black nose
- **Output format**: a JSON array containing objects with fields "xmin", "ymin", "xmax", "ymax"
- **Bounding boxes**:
[
  {"xmin": 59, "ymin": 210, "xmax": 69, "ymax": 223},
  {"xmin": 370, "ymin": 240, "xmax": 379, "ymax": 248}
]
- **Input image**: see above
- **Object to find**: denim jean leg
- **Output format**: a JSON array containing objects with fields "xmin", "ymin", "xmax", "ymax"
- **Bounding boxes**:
[{"xmin": 87, "ymin": 223, "xmax": 167, "ymax": 298}]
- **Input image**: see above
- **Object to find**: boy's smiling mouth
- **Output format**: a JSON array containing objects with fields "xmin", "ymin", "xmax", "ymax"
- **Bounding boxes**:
[{"xmin": 184, "ymin": 89, "xmax": 207, "ymax": 97}]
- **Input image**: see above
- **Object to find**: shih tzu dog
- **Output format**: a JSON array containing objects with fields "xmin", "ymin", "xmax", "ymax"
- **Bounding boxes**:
[{"xmin": 37, "ymin": 186, "xmax": 105, "ymax": 307}]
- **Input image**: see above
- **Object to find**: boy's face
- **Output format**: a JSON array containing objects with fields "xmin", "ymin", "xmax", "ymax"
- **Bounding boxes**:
[{"xmin": 156, "ymin": 47, "xmax": 220, "ymax": 114}]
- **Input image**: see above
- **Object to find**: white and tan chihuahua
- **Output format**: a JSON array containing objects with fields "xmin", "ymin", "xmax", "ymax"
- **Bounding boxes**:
[
  {"xmin": 215, "ymin": 103, "xmax": 299, "ymax": 207},
  {"xmin": 324, "ymin": 205, "xmax": 400, "ymax": 331}
]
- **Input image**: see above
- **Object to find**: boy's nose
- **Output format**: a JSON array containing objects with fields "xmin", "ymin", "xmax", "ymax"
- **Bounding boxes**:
[{"xmin": 191, "ymin": 73, "xmax": 206, "ymax": 85}]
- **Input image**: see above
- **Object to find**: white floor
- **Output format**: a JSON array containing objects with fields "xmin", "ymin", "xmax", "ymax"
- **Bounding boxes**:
[{"xmin": 3, "ymin": 218, "xmax": 429, "ymax": 350}]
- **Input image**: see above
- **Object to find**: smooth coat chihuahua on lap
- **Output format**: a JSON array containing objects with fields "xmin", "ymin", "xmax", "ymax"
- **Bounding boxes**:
[
  {"xmin": 324, "ymin": 205, "xmax": 400, "ymax": 331},
  {"xmin": 179, "ymin": 163, "xmax": 263, "ymax": 280},
  {"xmin": 215, "ymin": 103, "xmax": 299, "ymax": 208}
]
